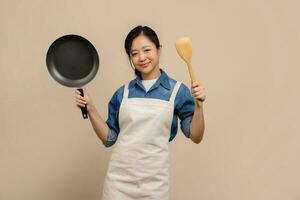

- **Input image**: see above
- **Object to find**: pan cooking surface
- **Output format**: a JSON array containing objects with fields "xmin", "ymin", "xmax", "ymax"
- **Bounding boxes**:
[{"xmin": 46, "ymin": 35, "xmax": 99, "ymax": 87}]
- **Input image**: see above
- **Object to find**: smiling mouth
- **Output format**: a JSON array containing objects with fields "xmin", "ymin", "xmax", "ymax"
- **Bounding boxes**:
[{"xmin": 139, "ymin": 62, "xmax": 150, "ymax": 68}]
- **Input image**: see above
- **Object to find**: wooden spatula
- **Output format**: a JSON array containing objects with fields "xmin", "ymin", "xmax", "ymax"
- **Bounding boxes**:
[{"xmin": 175, "ymin": 37, "xmax": 202, "ymax": 107}]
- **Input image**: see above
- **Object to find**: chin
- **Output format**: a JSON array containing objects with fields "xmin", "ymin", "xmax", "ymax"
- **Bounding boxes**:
[
  {"xmin": 137, "ymin": 66, "xmax": 153, "ymax": 74},
  {"xmin": 136, "ymin": 63, "xmax": 159, "ymax": 76}
]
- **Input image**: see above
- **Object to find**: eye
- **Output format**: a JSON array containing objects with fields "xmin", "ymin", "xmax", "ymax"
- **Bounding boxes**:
[
  {"xmin": 144, "ymin": 49, "xmax": 151, "ymax": 54},
  {"xmin": 131, "ymin": 53, "xmax": 138, "ymax": 57}
]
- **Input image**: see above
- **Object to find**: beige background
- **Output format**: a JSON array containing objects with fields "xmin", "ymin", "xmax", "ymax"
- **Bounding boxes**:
[{"xmin": 1, "ymin": 0, "xmax": 300, "ymax": 199}]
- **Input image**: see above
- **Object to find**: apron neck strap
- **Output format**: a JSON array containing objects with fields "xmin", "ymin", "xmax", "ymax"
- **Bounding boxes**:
[
  {"xmin": 169, "ymin": 81, "xmax": 181, "ymax": 104},
  {"xmin": 123, "ymin": 84, "xmax": 129, "ymax": 99}
]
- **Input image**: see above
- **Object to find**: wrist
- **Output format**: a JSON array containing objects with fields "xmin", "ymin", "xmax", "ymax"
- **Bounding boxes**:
[
  {"xmin": 87, "ymin": 103, "xmax": 96, "ymax": 112},
  {"xmin": 195, "ymin": 103, "xmax": 203, "ymax": 112}
]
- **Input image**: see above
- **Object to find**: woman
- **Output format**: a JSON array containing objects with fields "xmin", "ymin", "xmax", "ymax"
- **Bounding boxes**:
[{"xmin": 75, "ymin": 25, "xmax": 206, "ymax": 200}]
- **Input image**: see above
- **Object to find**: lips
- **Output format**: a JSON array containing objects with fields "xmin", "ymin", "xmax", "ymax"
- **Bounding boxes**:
[{"xmin": 138, "ymin": 62, "xmax": 150, "ymax": 68}]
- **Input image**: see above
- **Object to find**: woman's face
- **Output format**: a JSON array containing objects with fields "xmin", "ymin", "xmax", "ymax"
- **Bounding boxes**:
[{"xmin": 130, "ymin": 34, "xmax": 160, "ymax": 78}]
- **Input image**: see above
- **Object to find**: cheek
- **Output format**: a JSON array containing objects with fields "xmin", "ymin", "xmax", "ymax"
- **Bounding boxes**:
[
  {"xmin": 153, "ymin": 51, "xmax": 160, "ymax": 58},
  {"xmin": 131, "ymin": 57, "xmax": 138, "ymax": 64},
  {"xmin": 151, "ymin": 53, "xmax": 159, "ymax": 62}
]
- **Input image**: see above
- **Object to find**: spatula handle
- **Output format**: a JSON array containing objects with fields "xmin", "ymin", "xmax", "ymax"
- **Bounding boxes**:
[{"xmin": 187, "ymin": 62, "xmax": 202, "ymax": 108}]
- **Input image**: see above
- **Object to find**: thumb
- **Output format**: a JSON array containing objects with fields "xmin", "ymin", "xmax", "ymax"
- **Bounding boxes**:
[{"xmin": 82, "ymin": 86, "xmax": 88, "ymax": 94}]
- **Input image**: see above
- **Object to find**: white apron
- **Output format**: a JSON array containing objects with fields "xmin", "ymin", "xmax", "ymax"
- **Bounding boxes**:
[{"xmin": 102, "ymin": 81, "xmax": 182, "ymax": 200}]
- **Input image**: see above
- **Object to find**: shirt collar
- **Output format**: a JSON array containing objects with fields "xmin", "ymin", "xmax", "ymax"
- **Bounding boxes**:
[{"xmin": 128, "ymin": 68, "xmax": 171, "ymax": 91}]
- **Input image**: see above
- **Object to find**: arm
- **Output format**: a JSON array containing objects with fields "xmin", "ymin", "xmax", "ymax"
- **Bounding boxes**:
[
  {"xmin": 189, "ymin": 81, "xmax": 206, "ymax": 144},
  {"xmin": 189, "ymin": 105, "xmax": 205, "ymax": 144},
  {"xmin": 87, "ymin": 104, "xmax": 110, "ymax": 146},
  {"xmin": 75, "ymin": 88, "xmax": 109, "ymax": 146}
]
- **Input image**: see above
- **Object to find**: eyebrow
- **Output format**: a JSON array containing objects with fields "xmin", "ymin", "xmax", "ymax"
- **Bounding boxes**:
[{"xmin": 130, "ymin": 45, "xmax": 151, "ymax": 53}]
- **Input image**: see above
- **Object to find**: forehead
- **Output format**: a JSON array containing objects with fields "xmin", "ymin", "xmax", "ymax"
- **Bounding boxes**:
[{"xmin": 131, "ymin": 35, "xmax": 155, "ymax": 51}]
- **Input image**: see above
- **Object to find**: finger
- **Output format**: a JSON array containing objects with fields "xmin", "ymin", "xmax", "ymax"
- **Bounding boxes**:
[
  {"xmin": 76, "ymin": 100, "xmax": 86, "ymax": 106},
  {"xmin": 75, "ymin": 94, "xmax": 84, "ymax": 99},
  {"xmin": 76, "ymin": 99, "xmax": 87, "ymax": 106},
  {"xmin": 194, "ymin": 85, "xmax": 206, "ymax": 93},
  {"xmin": 199, "ymin": 84, "xmax": 205, "ymax": 89},
  {"xmin": 76, "ymin": 98, "xmax": 85, "ymax": 103},
  {"xmin": 192, "ymin": 93, "xmax": 200, "ymax": 99},
  {"xmin": 75, "ymin": 95, "xmax": 85, "ymax": 101},
  {"xmin": 193, "ymin": 82, "xmax": 205, "ymax": 89},
  {"xmin": 75, "ymin": 90, "xmax": 84, "ymax": 97},
  {"xmin": 76, "ymin": 99, "xmax": 87, "ymax": 104},
  {"xmin": 77, "ymin": 103, "xmax": 86, "ymax": 108},
  {"xmin": 193, "ymin": 87, "xmax": 202, "ymax": 93},
  {"xmin": 194, "ymin": 96, "xmax": 205, "ymax": 102},
  {"xmin": 193, "ymin": 91, "xmax": 204, "ymax": 97},
  {"xmin": 82, "ymin": 86, "xmax": 88, "ymax": 93},
  {"xmin": 191, "ymin": 82, "xmax": 200, "ymax": 88},
  {"xmin": 76, "ymin": 102, "xmax": 87, "ymax": 107},
  {"xmin": 191, "ymin": 87, "xmax": 202, "ymax": 95},
  {"xmin": 195, "ymin": 92, "xmax": 206, "ymax": 100}
]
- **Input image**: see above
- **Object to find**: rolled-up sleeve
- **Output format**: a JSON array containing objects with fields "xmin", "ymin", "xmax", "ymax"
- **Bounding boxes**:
[
  {"xmin": 175, "ymin": 83, "xmax": 195, "ymax": 138},
  {"xmin": 105, "ymin": 86, "xmax": 124, "ymax": 147}
]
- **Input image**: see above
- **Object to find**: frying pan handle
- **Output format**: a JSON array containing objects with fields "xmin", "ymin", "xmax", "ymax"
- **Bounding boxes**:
[{"xmin": 77, "ymin": 88, "xmax": 88, "ymax": 119}]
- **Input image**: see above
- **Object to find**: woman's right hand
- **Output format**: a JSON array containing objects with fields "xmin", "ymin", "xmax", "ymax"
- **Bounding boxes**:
[{"xmin": 75, "ymin": 87, "xmax": 94, "ymax": 111}]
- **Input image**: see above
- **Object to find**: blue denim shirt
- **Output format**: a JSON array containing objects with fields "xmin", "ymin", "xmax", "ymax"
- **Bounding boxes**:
[{"xmin": 105, "ymin": 69, "xmax": 195, "ymax": 147}]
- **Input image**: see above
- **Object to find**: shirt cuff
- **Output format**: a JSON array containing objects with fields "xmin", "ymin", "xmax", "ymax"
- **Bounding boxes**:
[
  {"xmin": 180, "ymin": 115, "xmax": 193, "ymax": 138},
  {"xmin": 104, "ymin": 128, "xmax": 118, "ymax": 147}
]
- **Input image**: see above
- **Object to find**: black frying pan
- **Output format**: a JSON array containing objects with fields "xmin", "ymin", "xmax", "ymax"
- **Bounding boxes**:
[{"xmin": 46, "ymin": 34, "xmax": 99, "ymax": 119}]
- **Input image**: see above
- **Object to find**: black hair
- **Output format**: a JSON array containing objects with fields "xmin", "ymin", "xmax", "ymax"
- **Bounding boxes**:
[{"xmin": 124, "ymin": 25, "xmax": 161, "ymax": 76}]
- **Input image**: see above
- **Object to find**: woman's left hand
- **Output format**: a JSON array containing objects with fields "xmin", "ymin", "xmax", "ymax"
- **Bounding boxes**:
[{"xmin": 191, "ymin": 81, "xmax": 206, "ymax": 102}]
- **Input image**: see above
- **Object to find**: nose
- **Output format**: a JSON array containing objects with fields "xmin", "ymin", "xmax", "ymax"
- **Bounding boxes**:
[{"xmin": 138, "ymin": 52, "xmax": 146, "ymax": 62}]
